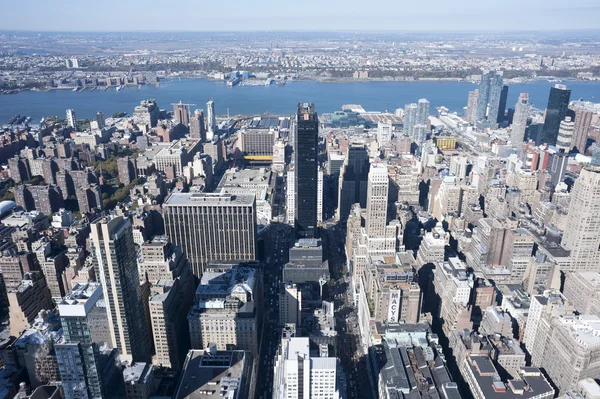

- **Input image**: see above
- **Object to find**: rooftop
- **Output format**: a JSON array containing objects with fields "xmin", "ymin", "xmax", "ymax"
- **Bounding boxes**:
[
  {"xmin": 175, "ymin": 349, "xmax": 251, "ymax": 399},
  {"xmin": 164, "ymin": 192, "xmax": 255, "ymax": 207},
  {"xmin": 123, "ymin": 363, "xmax": 153, "ymax": 385}
]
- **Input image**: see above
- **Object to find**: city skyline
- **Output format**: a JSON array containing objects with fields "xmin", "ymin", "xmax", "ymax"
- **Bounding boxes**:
[{"xmin": 2, "ymin": 10, "xmax": 600, "ymax": 398}]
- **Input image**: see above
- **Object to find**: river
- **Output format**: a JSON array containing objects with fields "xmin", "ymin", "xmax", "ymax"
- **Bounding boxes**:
[{"xmin": 1, "ymin": 79, "xmax": 599, "ymax": 123}]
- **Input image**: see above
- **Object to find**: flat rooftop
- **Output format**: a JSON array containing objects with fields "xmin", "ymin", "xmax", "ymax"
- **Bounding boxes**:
[
  {"xmin": 175, "ymin": 350, "xmax": 251, "ymax": 399},
  {"xmin": 164, "ymin": 193, "xmax": 255, "ymax": 207}
]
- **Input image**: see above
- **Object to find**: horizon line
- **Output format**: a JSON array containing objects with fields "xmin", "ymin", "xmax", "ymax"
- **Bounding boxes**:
[{"xmin": 2, "ymin": 28, "xmax": 600, "ymax": 34}]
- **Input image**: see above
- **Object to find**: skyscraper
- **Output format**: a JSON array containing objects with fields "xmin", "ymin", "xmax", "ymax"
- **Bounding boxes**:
[
  {"xmin": 376, "ymin": 122, "xmax": 392, "ymax": 146},
  {"xmin": 466, "ymin": 89, "xmax": 479, "ymax": 124},
  {"xmin": 189, "ymin": 109, "xmax": 206, "ymax": 141},
  {"xmin": 96, "ymin": 111, "xmax": 105, "ymax": 129},
  {"xmin": 272, "ymin": 337, "xmax": 341, "ymax": 399},
  {"xmin": 206, "ymin": 99, "xmax": 216, "ymax": 141},
  {"xmin": 173, "ymin": 102, "xmax": 189, "ymax": 128},
  {"xmin": 556, "ymin": 117, "xmax": 575, "ymax": 151},
  {"xmin": 403, "ymin": 103, "xmax": 418, "ymax": 139},
  {"xmin": 540, "ymin": 84, "xmax": 571, "ymax": 145},
  {"xmin": 496, "ymin": 85, "xmax": 509, "ymax": 124},
  {"xmin": 511, "ymin": 93, "xmax": 529, "ymax": 148},
  {"xmin": 66, "ymin": 109, "xmax": 77, "ymax": 129},
  {"xmin": 163, "ymin": 192, "xmax": 257, "ymax": 277},
  {"xmin": 475, "ymin": 71, "xmax": 504, "ymax": 128},
  {"xmin": 570, "ymin": 101, "xmax": 595, "ymax": 152},
  {"xmin": 417, "ymin": 98, "xmax": 430, "ymax": 127},
  {"xmin": 562, "ymin": 167, "xmax": 600, "ymax": 270},
  {"xmin": 56, "ymin": 283, "xmax": 110, "ymax": 399},
  {"xmin": 294, "ymin": 102, "xmax": 319, "ymax": 239},
  {"xmin": 337, "ymin": 143, "xmax": 369, "ymax": 221},
  {"xmin": 366, "ymin": 163, "xmax": 389, "ymax": 239},
  {"xmin": 90, "ymin": 216, "xmax": 151, "ymax": 362}
]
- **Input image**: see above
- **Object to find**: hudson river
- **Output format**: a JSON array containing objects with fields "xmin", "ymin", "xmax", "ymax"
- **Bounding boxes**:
[{"xmin": 1, "ymin": 79, "xmax": 599, "ymax": 123}]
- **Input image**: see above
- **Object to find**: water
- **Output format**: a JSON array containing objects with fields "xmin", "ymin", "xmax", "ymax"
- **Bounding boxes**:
[{"xmin": 1, "ymin": 79, "xmax": 599, "ymax": 123}]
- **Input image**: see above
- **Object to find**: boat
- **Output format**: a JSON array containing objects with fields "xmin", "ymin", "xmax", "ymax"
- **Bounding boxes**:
[
  {"xmin": 116, "ymin": 86, "xmax": 123, "ymax": 91},
  {"xmin": 227, "ymin": 77, "xmax": 241, "ymax": 87},
  {"xmin": 72, "ymin": 87, "xmax": 78, "ymax": 92}
]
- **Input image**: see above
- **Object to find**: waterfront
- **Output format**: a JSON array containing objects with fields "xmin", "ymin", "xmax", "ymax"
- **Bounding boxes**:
[{"xmin": 1, "ymin": 79, "xmax": 599, "ymax": 123}]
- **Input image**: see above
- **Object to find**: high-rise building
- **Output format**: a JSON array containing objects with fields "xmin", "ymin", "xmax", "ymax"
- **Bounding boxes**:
[
  {"xmin": 90, "ymin": 216, "xmax": 151, "ymax": 362},
  {"xmin": 96, "ymin": 111, "xmax": 105, "ymax": 129},
  {"xmin": 240, "ymin": 129, "xmax": 275, "ymax": 157},
  {"xmin": 149, "ymin": 261, "xmax": 194, "ymax": 370},
  {"xmin": 173, "ymin": 102, "xmax": 189, "ymax": 128},
  {"xmin": 475, "ymin": 71, "xmax": 504, "ymax": 128},
  {"xmin": 556, "ymin": 116, "xmax": 575, "ymax": 151},
  {"xmin": 563, "ymin": 271, "xmax": 600, "ymax": 315},
  {"xmin": 163, "ymin": 193, "xmax": 257, "ymax": 277},
  {"xmin": 403, "ymin": 103, "xmax": 418, "ymax": 140},
  {"xmin": 117, "ymin": 157, "xmax": 137, "ymax": 186},
  {"xmin": 286, "ymin": 166, "xmax": 295, "ymax": 225},
  {"xmin": 540, "ymin": 84, "xmax": 571, "ymax": 145},
  {"xmin": 206, "ymin": 99, "xmax": 216, "ymax": 140},
  {"xmin": 279, "ymin": 283, "xmax": 301, "ymax": 327},
  {"xmin": 376, "ymin": 122, "xmax": 392, "ymax": 146},
  {"xmin": 496, "ymin": 85, "xmax": 509, "ymax": 124},
  {"xmin": 66, "ymin": 109, "xmax": 77, "ymax": 129},
  {"xmin": 317, "ymin": 168, "xmax": 323, "ymax": 224},
  {"xmin": 272, "ymin": 337, "xmax": 341, "ymax": 399},
  {"xmin": 511, "ymin": 93, "xmax": 529, "ymax": 148},
  {"xmin": 570, "ymin": 101, "xmax": 595, "ymax": 153},
  {"xmin": 466, "ymin": 89, "xmax": 479, "ymax": 124},
  {"xmin": 562, "ymin": 167, "xmax": 600, "ymax": 270},
  {"xmin": 56, "ymin": 283, "xmax": 112, "ymax": 399},
  {"xmin": 188, "ymin": 264, "xmax": 262, "ymax": 353},
  {"xmin": 7, "ymin": 271, "xmax": 53, "ymax": 338},
  {"xmin": 294, "ymin": 102, "xmax": 319, "ymax": 239},
  {"xmin": 189, "ymin": 109, "xmax": 206, "ymax": 141},
  {"xmin": 522, "ymin": 289, "xmax": 572, "ymax": 358},
  {"xmin": 366, "ymin": 163, "xmax": 388, "ymax": 239},
  {"xmin": 530, "ymin": 314, "xmax": 600, "ymax": 395},
  {"xmin": 417, "ymin": 98, "xmax": 430, "ymax": 127},
  {"xmin": 337, "ymin": 143, "xmax": 369, "ymax": 221}
]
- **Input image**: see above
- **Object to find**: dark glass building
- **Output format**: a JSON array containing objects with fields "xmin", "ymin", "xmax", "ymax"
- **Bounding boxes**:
[
  {"xmin": 294, "ymin": 102, "xmax": 319, "ymax": 239},
  {"xmin": 540, "ymin": 84, "xmax": 571, "ymax": 145},
  {"xmin": 497, "ymin": 85, "xmax": 509, "ymax": 124}
]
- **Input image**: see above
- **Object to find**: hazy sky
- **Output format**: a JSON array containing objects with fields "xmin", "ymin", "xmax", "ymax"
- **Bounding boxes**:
[{"xmin": 1, "ymin": 0, "xmax": 599, "ymax": 31}]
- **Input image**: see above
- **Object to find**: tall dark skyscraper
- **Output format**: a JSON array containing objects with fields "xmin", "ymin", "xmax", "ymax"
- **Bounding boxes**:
[
  {"xmin": 294, "ymin": 102, "xmax": 319, "ymax": 239},
  {"xmin": 497, "ymin": 85, "xmax": 509, "ymax": 124},
  {"xmin": 337, "ymin": 143, "xmax": 370, "ymax": 221},
  {"xmin": 540, "ymin": 84, "xmax": 571, "ymax": 145}
]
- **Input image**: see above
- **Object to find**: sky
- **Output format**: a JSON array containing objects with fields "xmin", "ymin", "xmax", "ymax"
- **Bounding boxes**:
[{"xmin": 1, "ymin": 0, "xmax": 599, "ymax": 32}]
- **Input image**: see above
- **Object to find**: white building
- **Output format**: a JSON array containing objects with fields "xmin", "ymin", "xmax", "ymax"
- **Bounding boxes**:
[
  {"xmin": 272, "ymin": 337, "xmax": 340, "ymax": 399},
  {"xmin": 317, "ymin": 169, "xmax": 323, "ymax": 224},
  {"xmin": 206, "ymin": 99, "xmax": 216, "ymax": 140},
  {"xmin": 66, "ymin": 109, "xmax": 77, "ymax": 129},
  {"xmin": 377, "ymin": 122, "xmax": 392, "ymax": 146},
  {"xmin": 286, "ymin": 167, "xmax": 296, "ymax": 225}
]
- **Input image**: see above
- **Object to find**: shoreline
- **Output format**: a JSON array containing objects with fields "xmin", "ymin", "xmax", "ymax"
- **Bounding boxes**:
[{"xmin": 3, "ymin": 76, "xmax": 599, "ymax": 96}]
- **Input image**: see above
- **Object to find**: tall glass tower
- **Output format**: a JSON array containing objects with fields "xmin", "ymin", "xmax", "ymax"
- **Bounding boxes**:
[
  {"xmin": 540, "ymin": 84, "xmax": 571, "ymax": 146},
  {"xmin": 294, "ymin": 103, "xmax": 319, "ymax": 239},
  {"xmin": 476, "ymin": 71, "xmax": 504, "ymax": 128}
]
